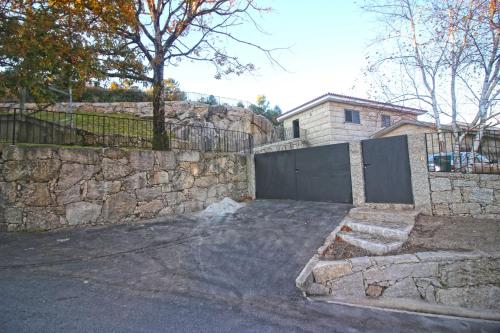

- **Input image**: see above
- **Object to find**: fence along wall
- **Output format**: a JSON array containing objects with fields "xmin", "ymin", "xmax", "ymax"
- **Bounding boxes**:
[
  {"xmin": 0, "ymin": 145, "xmax": 248, "ymax": 232},
  {"xmin": 0, "ymin": 108, "xmax": 253, "ymax": 153},
  {"xmin": 423, "ymin": 131, "xmax": 500, "ymax": 219},
  {"xmin": 0, "ymin": 100, "xmax": 274, "ymax": 140},
  {"xmin": 425, "ymin": 131, "xmax": 499, "ymax": 173}
]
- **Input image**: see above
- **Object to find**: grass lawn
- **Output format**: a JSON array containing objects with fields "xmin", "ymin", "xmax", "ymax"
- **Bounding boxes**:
[{"xmin": 30, "ymin": 110, "xmax": 153, "ymax": 138}]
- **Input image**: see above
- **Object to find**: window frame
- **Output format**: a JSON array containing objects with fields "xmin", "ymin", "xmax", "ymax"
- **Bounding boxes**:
[
  {"xmin": 381, "ymin": 114, "xmax": 391, "ymax": 128},
  {"xmin": 292, "ymin": 119, "xmax": 300, "ymax": 138},
  {"xmin": 344, "ymin": 109, "xmax": 361, "ymax": 124}
]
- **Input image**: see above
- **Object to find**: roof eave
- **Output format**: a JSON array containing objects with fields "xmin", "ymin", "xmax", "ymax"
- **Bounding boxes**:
[
  {"xmin": 276, "ymin": 94, "xmax": 331, "ymax": 122},
  {"xmin": 277, "ymin": 95, "xmax": 426, "ymax": 122}
]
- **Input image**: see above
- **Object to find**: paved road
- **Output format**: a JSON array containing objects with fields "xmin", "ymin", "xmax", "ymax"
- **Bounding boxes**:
[{"xmin": 0, "ymin": 200, "xmax": 498, "ymax": 333}]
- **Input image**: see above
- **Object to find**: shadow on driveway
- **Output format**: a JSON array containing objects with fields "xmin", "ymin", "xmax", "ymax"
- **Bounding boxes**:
[{"xmin": 0, "ymin": 200, "xmax": 498, "ymax": 332}]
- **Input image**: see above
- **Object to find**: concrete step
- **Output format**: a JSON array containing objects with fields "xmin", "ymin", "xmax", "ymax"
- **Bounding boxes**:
[
  {"xmin": 337, "ymin": 230, "xmax": 404, "ymax": 255},
  {"xmin": 347, "ymin": 207, "xmax": 420, "ymax": 224},
  {"xmin": 362, "ymin": 203, "xmax": 415, "ymax": 210},
  {"xmin": 344, "ymin": 218, "xmax": 413, "ymax": 241}
]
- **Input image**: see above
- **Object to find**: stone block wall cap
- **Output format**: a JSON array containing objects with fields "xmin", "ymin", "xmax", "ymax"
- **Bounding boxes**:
[
  {"xmin": 415, "ymin": 250, "xmax": 490, "ymax": 262},
  {"xmin": 296, "ymin": 255, "xmax": 319, "ymax": 289},
  {"xmin": 312, "ymin": 260, "xmax": 353, "ymax": 284},
  {"xmin": 372, "ymin": 253, "xmax": 420, "ymax": 266}
]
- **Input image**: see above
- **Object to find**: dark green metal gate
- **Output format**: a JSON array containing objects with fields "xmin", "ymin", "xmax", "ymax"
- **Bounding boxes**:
[
  {"xmin": 254, "ymin": 143, "xmax": 352, "ymax": 203},
  {"xmin": 361, "ymin": 135, "xmax": 413, "ymax": 204}
]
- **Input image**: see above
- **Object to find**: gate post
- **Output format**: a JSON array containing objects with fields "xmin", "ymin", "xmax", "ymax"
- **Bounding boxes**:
[
  {"xmin": 247, "ymin": 153, "xmax": 256, "ymax": 199},
  {"xmin": 407, "ymin": 134, "xmax": 432, "ymax": 214},
  {"xmin": 349, "ymin": 140, "xmax": 365, "ymax": 206}
]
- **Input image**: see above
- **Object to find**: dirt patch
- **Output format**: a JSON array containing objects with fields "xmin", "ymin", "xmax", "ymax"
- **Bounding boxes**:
[
  {"xmin": 399, "ymin": 215, "xmax": 500, "ymax": 253},
  {"xmin": 323, "ymin": 215, "xmax": 500, "ymax": 259},
  {"xmin": 324, "ymin": 239, "xmax": 371, "ymax": 260}
]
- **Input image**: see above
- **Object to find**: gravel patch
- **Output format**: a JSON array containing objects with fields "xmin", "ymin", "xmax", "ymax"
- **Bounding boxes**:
[{"xmin": 197, "ymin": 197, "xmax": 245, "ymax": 218}]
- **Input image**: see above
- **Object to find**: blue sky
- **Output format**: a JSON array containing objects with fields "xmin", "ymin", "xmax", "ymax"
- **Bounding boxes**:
[{"xmin": 166, "ymin": 1, "xmax": 379, "ymax": 111}]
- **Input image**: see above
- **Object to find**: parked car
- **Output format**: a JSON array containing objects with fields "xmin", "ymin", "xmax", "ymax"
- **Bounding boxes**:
[
  {"xmin": 428, "ymin": 152, "xmax": 499, "ymax": 173},
  {"xmin": 428, "ymin": 153, "xmax": 452, "ymax": 172}
]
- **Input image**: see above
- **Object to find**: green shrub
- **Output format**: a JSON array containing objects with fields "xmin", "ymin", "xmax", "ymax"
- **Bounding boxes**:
[{"xmin": 78, "ymin": 87, "xmax": 152, "ymax": 102}]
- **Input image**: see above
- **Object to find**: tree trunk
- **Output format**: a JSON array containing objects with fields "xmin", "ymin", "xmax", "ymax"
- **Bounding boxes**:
[
  {"xmin": 68, "ymin": 86, "xmax": 73, "ymax": 113},
  {"xmin": 451, "ymin": 65, "xmax": 461, "ymax": 169},
  {"xmin": 152, "ymin": 63, "xmax": 168, "ymax": 150},
  {"xmin": 153, "ymin": 61, "xmax": 170, "ymax": 150},
  {"xmin": 19, "ymin": 87, "xmax": 26, "ymax": 113},
  {"xmin": 472, "ymin": 101, "xmax": 488, "ymax": 153}
]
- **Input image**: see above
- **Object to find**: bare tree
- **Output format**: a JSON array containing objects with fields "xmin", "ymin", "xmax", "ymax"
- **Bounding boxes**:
[
  {"xmin": 364, "ymin": 0, "xmax": 450, "ymax": 130},
  {"xmin": 86, "ymin": 0, "xmax": 279, "ymax": 149},
  {"xmin": 460, "ymin": 0, "xmax": 500, "ymax": 146},
  {"xmin": 442, "ymin": 0, "xmax": 475, "ymax": 133},
  {"xmin": 363, "ymin": 0, "xmax": 500, "ymax": 137}
]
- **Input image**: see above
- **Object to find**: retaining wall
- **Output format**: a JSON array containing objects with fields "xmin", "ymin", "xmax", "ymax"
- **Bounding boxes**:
[
  {"xmin": 429, "ymin": 172, "xmax": 500, "ymax": 219},
  {"xmin": 252, "ymin": 138, "xmax": 309, "ymax": 154},
  {"xmin": 0, "ymin": 145, "xmax": 248, "ymax": 232},
  {"xmin": 298, "ymin": 251, "xmax": 500, "ymax": 312}
]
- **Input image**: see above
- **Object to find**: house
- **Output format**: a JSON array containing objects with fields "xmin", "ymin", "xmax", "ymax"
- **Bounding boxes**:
[
  {"xmin": 276, "ymin": 93, "xmax": 426, "ymax": 146},
  {"xmin": 371, "ymin": 119, "xmax": 500, "ymax": 139},
  {"xmin": 371, "ymin": 119, "xmax": 500, "ymax": 162},
  {"xmin": 371, "ymin": 119, "xmax": 442, "ymax": 138}
]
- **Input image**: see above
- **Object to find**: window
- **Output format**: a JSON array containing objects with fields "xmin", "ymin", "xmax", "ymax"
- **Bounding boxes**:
[
  {"xmin": 345, "ymin": 109, "xmax": 360, "ymax": 124},
  {"xmin": 381, "ymin": 115, "xmax": 391, "ymax": 127},
  {"xmin": 292, "ymin": 119, "xmax": 300, "ymax": 138}
]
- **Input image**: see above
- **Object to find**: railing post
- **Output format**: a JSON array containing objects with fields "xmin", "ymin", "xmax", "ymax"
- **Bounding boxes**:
[
  {"xmin": 12, "ymin": 108, "xmax": 16, "ymax": 145},
  {"xmin": 249, "ymin": 133, "xmax": 253, "ymax": 154},
  {"xmin": 168, "ymin": 122, "xmax": 172, "ymax": 150},
  {"xmin": 102, "ymin": 116, "xmax": 106, "ymax": 147},
  {"xmin": 201, "ymin": 126, "xmax": 205, "ymax": 152}
]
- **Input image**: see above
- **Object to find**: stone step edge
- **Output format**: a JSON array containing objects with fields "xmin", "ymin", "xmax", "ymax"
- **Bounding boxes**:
[
  {"xmin": 348, "ymin": 207, "xmax": 421, "ymax": 217},
  {"xmin": 337, "ymin": 231, "xmax": 404, "ymax": 256},
  {"xmin": 361, "ymin": 203, "xmax": 415, "ymax": 211},
  {"xmin": 344, "ymin": 219, "xmax": 413, "ymax": 241},
  {"xmin": 347, "ymin": 210, "xmax": 420, "ymax": 223}
]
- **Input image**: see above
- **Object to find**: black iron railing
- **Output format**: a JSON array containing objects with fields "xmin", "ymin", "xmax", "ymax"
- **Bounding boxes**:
[
  {"xmin": 0, "ymin": 107, "xmax": 253, "ymax": 153},
  {"xmin": 425, "ymin": 130, "xmax": 500, "ymax": 174}
]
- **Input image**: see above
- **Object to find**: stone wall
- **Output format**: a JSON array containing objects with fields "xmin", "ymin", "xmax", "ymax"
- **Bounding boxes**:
[
  {"xmin": 299, "ymin": 251, "xmax": 500, "ymax": 312},
  {"xmin": 282, "ymin": 102, "xmax": 332, "ymax": 146},
  {"xmin": 253, "ymin": 138, "xmax": 309, "ymax": 154},
  {"xmin": 0, "ymin": 102, "xmax": 154, "ymax": 118},
  {"xmin": 0, "ymin": 145, "xmax": 248, "ymax": 232},
  {"xmin": 428, "ymin": 172, "xmax": 500, "ymax": 219}
]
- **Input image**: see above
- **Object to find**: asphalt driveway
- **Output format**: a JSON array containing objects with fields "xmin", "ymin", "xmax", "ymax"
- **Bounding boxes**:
[{"xmin": 0, "ymin": 200, "xmax": 498, "ymax": 332}]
